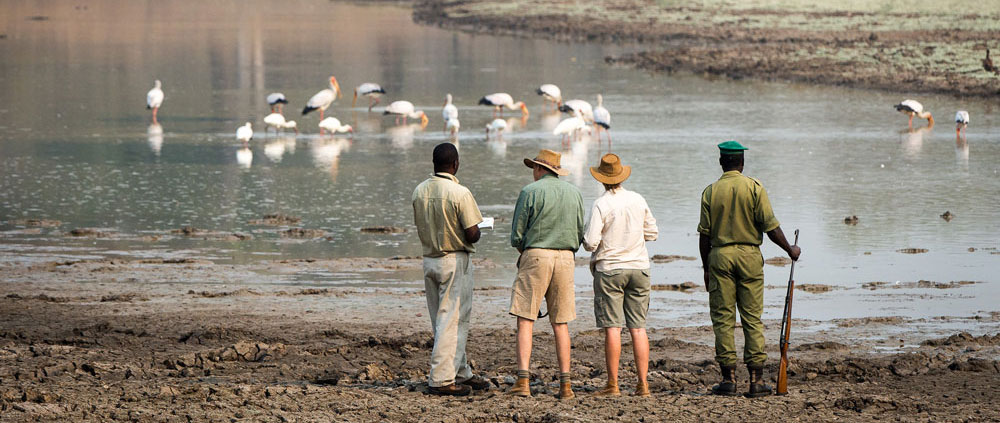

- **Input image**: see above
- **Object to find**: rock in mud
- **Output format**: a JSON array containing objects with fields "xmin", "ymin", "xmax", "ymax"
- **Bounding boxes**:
[
  {"xmin": 843, "ymin": 215, "xmax": 859, "ymax": 225},
  {"xmin": 897, "ymin": 248, "xmax": 929, "ymax": 254},
  {"xmin": 650, "ymin": 255, "xmax": 697, "ymax": 263},
  {"xmin": 68, "ymin": 228, "xmax": 110, "ymax": 237},
  {"xmin": 358, "ymin": 363, "xmax": 394, "ymax": 382},
  {"xmin": 360, "ymin": 226, "xmax": 407, "ymax": 234},
  {"xmin": 764, "ymin": 256, "xmax": 792, "ymax": 266},
  {"xmin": 940, "ymin": 211, "xmax": 954, "ymax": 222},
  {"xmin": 248, "ymin": 213, "xmax": 302, "ymax": 226},
  {"xmin": 796, "ymin": 284, "xmax": 835, "ymax": 293}
]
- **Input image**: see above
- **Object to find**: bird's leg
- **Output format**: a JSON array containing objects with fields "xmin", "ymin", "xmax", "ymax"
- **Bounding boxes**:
[
  {"xmin": 152, "ymin": 107, "xmax": 158, "ymax": 124},
  {"xmin": 320, "ymin": 109, "xmax": 325, "ymax": 121},
  {"xmin": 908, "ymin": 115, "xmax": 914, "ymax": 128},
  {"xmin": 369, "ymin": 98, "xmax": 375, "ymax": 112},
  {"xmin": 607, "ymin": 131, "xmax": 612, "ymax": 152},
  {"xmin": 403, "ymin": 116, "xmax": 408, "ymax": 125}
]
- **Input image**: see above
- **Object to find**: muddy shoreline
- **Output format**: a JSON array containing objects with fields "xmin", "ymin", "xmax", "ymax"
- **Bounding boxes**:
[
  {"xmin": 1, "ymin": 259, "xmax": 999, "ymax": 421},
  {"xmin": 412, "ymin": 0, "xmax": 1000, "ymax": 98}
]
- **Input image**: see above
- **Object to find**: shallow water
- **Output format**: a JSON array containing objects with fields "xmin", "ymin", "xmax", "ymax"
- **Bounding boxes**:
[{"xmin": 1, "ymin": 1, "xmax": 998, "ymax": 326}]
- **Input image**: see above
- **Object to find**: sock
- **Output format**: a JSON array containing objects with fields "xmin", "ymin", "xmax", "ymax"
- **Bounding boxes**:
[
  {"xmin": 559, "ymin": 372, "xmax": 571, "ymax": 384},
  {"xmin": 517, "ymin": 370, "xmax": 530, "ymax": 380}
]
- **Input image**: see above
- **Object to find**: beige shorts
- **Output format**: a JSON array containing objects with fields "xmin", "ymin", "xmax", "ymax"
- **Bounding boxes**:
[
  {"xmin": 593, "ymin": 268, "xmax": 651, "ymax": 329},
  {"xmin": 509, "ymin": 248, "xmax": 577, "ymax": 323}
]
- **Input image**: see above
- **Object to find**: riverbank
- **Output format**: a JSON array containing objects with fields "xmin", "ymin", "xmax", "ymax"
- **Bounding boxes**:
[
  {"xmin": 1, "ymin": 259, "xmax": 998, "ymax": 422},
  {"xmin": 412, "ymin": 0, "xmax": 1000, "ymax": 98}
]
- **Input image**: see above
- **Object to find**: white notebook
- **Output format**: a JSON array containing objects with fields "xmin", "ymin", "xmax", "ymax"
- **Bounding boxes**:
[{"xmin": 478, "ymin": 217, "xmax": 495, "ymax": 229}]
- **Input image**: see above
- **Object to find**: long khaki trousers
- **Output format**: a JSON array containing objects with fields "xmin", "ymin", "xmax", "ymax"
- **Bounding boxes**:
[{"xmin": 423, "ymin": 252, "xmax": 474, "ymax": 387}]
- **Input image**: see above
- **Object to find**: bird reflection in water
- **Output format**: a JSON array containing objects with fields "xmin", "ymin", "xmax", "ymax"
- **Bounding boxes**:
[
  {"xmin": 147, "ymin": 123, "xmax": 163, "ymax": 156},
  {"xmin": 236, "ymin": 146, "xmax": 253, "ymax": 169},
  {"xmin": 899, "ymin": 120, "xmax": 933, "ymax": 159},
  {"xmin": 388, "ymin": 123, "xmax": 424, "ymax": 150},
  {"xmin": 264, "ymin": 136, "xmax": 296, "ymax": 163},
  {"xmin": 487, "ymin": 137, "xmax": 506, "ymax": 158},
  {"xmin": 310, "ymin": 137, "xmax": 351, "ymax": 181},
  {"xmin": 559, "ymin": 137, "xmax": 589, "ymax": 186},
  {"xmin": 539, "ymin": 110, "xmax": 562, "ymax": 133},
  {"xmin": 955, "ymin": 110, "xmax": 969, "ymax": 166}
]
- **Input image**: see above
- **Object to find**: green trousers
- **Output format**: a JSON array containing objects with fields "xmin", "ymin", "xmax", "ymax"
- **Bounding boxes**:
[{"xmin": 708, "ymin": 244, "xmax": 766, "ymax": 366}]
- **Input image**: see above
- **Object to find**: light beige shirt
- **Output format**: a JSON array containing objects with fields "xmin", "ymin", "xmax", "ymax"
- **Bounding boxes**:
[
  {"xmin": 412, "ymin": 172, "xmax": 483, "ymax": 258},
  {"xmin": 582, "ymin": 187, "xmax": 658, "ymax": 272}
]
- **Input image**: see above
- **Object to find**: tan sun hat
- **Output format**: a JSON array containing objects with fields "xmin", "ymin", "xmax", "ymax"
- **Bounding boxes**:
[
  {"xmin": 523, "ymin": 149, "xmax": 569, "ymax": 176},
  {"xmin": 590, "ymin": 153, "xmax": 631, "ymax": 185}
]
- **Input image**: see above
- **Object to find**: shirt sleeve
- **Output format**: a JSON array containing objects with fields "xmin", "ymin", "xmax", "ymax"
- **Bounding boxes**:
[
  {"xmin": 643, "ymin": 199, "xmax": 658, "ymax": 241},
  {"xmin": 510, "ymin": 189, "xmax": 530, "ymax": 249},
  {"xmin": 696, "ymin": 185, "xmax": 712, "ymax": 236},
  {"xmin": 582, "ymin": 202, "xmax": 603, "ymax": 252},
  {"xmin": 457, "ymin": 190, "xmax": 484, "ymax": 230},
  {"xmin": 575, "ymin": 190, "xmax": 586, "ymax": 247},
  {"xmin": 754, "ymin": 185, "xmax": 781, "ymax": 233}
]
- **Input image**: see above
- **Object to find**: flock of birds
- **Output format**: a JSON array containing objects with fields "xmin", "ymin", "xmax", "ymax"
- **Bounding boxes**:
[
  {"xmin": 144, "ymin": 75, "xmax": 615, "ymax": 149},
  {"xmin": 144, "ymin": 75, "xmax": 976, "ymax": 167}
]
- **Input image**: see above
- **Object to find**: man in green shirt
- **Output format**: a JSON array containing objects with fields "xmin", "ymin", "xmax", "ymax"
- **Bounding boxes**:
[
  {"xmin": 508, "ymin": 149, "xmax": 585, "ymax": 400},
  {"xmin": 698, "ymin": 141, "xmax": 801, "ymax": 398}
]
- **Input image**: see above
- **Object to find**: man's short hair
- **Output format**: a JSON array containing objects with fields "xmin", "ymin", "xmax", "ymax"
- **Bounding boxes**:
[
  {"xmin": 432, "ymin": 143, "xmax": 459, "ymax": 168},
  {"xmin": 720, "ymin": 153, "xmax": 744, "ymax": 170}
]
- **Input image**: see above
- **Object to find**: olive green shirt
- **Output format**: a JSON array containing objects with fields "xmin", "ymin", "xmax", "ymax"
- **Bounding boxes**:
[
  {"xmin": 698, "ymin": 170, "xmax": 780, "ymax": 247},
  {"xmin": 412, "ymin": 173, "xmax": 483, "ymax": 258},
  {"xmin": 511, "ymin": 174, "xmax": 585, "ymax": 252}
]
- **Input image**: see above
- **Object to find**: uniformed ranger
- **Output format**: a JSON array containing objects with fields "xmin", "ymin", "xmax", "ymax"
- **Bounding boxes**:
[{"xmin": 698, "ymin": 141, "xmax": 801, "ymax": 398}]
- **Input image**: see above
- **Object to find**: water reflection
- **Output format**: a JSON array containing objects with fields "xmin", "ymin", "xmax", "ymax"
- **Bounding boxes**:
[
  {"xmin": 310, "ymin": 138, "xmax": 351, "ymax": 181},
  {"xmin": 236, "ymin": 146, "xmax": 253, "ymax": 169},
  {"xmin": 146, "ymin": 123, "xmax": 163, "ymax": 155},
  {"xmin": 387, "ymin": 123, "xmax": 423, "ymax": 150},
  {"xmin": 539, "ymin": 111, "xmax": 562, "ymax": 132},
  {"xmin": 560, "ymin": 139, "xmax": 590, "ymax": 186},
  {"xmin": 955, "ymin": 136, "xmax": 970, "ymax": 167},
  {"xmin": 487, "ymin": 139, "xmax": 506, "ymax": 158},
  {"xmin": 263, "ymin": 136, "xmax": 296, "ymax": 163},
  {"xmin": 899, "ymin": 124, "xmax": 933, "ymax": 160}
]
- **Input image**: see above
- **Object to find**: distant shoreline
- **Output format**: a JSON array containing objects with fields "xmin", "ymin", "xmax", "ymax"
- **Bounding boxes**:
[{"xmin": 412, "ymin": 0, "xmax": 1000, "ymax": 98}]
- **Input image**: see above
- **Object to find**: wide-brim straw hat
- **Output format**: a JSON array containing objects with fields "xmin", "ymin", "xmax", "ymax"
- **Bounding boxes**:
[
  {"xmin": 590, "ymin": 153, "xmax": 631, "ymax": 185},
  {"xmin": 523, "ymin": 149, "xmax": 569, "ymax": 176}
]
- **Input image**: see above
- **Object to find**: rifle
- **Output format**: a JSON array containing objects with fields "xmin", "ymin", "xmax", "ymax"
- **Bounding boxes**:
[{"xmin": 776, "ymin": 229, "xmax": 799, "ymax": 396}]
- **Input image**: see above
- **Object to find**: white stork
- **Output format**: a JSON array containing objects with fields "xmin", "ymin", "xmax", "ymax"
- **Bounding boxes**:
[
  {"xmin": 236, "ymin": 122, "xmax": 253, "ymax": 145},
  {"xmin": 353, "ymin": 83, "xmax": 386, "ymax": 111},
  {"xmin": 553, "ymin": 109, "xmax": 588, "ymax": 146},
  {"xmin": 318, "ymin": 117, "xmax": 354, "ymax": 135},
  {"xmin": 266, "ymin": 93, "xmax": 288, "ymax": 114},
  {"xmin": 536, "ymin": 84, "xmax": 562, "ymax": 111},
  {"xmin": 443, "ymin": 93, "xmax": 459, "ymax": 132},
  {"xmin": 302, "ymin": 76, "xmax": 342, "ymax": 120},
  {"xmin": 485, "ymin": 118, "xmax": 507, "ymax": 141},
  {"xmin": 559, "ymin": 99, "xmax": 593, "ymax": 123},
  {"xmin": 384, "ymin": 100, "xmax": 429, "ymax": 126},
  {"xmin": 264, "ymin": 113, "xmax": 299, "ymax": 135},
  {"xmin": 479, "ymin": 93, "xmax": 529, "ymax": 118},
  {"xmin": 146, "ymin": 80, "xmax": 164, "ymax": 124},
  {"xmin": 593, "ymin": 94, "xmax": 612, "ymax": 147},
  {"xmin": 894, "ymin": 99, "xmax": 933, "ymax": 128}
]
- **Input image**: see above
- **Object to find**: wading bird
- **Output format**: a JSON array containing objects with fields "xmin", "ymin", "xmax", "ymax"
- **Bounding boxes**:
[
  {"xmin": 353, "ymin": 83, "xmax": 386, "ymax": 111},
  {"xmin": 955, "ymin": 110, "xmax": 969, "ymax": 140},
  {"xmin": 318, "ymin": 117, "xmax": 354, "ymax": 135},
  {"xmin": 894, "ymin": 99, "xmax": 933, "ymax": 128},
  {"xmin": 302, "ymin": 76, "xmax": 342, "ymax": 120},
  {"xmin": 236, "ymin": 122, "xmax": 254, "ymax": 145},
  {"xmin": 146, "ymin": 80, "xmax": 164, "ymax": 124},
  {"xmin": 479, "ymin": 93, "xmax": 529, "ymax": 117},
  {"xmin": 267, "ymin": 93, "xmax": 288, "ymax": 114},
  {"xmin": 536, "ymin": 84, "xmax": 562, "ymax": 111},
  {"xmin": 485, "ymin": 118, "xmax": 507, "ymax": 141},
  {"xmin": 559, "ymin": 99, "xmax": 593, "ymax": 123},
  {"xmin": 384, "ymin": 100, "xmax": 429, "ymax": 126},
  {"xmin": 264, "ymin": 113, "xmax": 299, "ymax": 135},
  {"xmin": 446, "ymin": 118, "xmax": 461, "ymax": 135},
  {"xmin": 593, "ymin": 94, "xmax": 611, "ymax": 147},
  {"xmin": 553, "ymin": 109, "xmax": 588, "ymax": 145},
  {"xmin": 443, "ymin": 93, "xmax": 458, "ymax": 132}
]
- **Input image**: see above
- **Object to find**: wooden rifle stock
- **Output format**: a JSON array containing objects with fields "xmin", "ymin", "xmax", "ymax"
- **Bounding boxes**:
[{"xmin": 776, "ymin": 229, "xmax": 799, "ymax": 396}]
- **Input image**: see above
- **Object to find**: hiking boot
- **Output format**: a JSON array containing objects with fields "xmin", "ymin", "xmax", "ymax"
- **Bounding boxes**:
[
  {"xmin": 592, "ymin": 381, "xmax": 620, "ymax": 397},
  {"xmin": 458, "ymin": 375, "xmax": 491, "ymax": 391},
  {"xmin": 634, "ymin": 381, "xmax": 651, "ymax": 397},
  {"xmin": 507, "ymin": 377, "xmax": 531, "ymax": 397},
  {"xmin": 745, "ymin": 365, "xmax": 773, "ymax": 398},
  {"xmin": 711, "ymin": 365, "xmax": 739, "ymax": 396},
  {"xmin": 558, "ymin": 382, "xmax": 575, "ymax": 400},
  {"xmin": 428, "ymin": 383, "xmax": 472, "ymax": 397}
]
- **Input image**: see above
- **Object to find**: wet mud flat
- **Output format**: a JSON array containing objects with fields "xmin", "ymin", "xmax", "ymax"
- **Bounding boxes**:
[
  {"xmin": 413, "ymin": 0, "xmax": 1000, "ymax": 97},
  {"xmin": 1, "ymin": 260, "xmax": 999, "ymax": 421}
]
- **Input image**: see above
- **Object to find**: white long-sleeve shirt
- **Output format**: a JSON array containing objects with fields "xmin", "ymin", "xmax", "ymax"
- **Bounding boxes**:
[{"xmin": 582, "ymin": 188, "xmax": 658, "ymax": 272}]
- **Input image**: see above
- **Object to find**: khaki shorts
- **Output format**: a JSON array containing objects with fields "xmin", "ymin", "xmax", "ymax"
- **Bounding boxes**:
[
  {"xmin": 593, "ymin": 268, "xmax": 650, "ymax": 329},
  {"xmin": 509, "ymin": 248, "xmax": 577, "ymax": 323}
]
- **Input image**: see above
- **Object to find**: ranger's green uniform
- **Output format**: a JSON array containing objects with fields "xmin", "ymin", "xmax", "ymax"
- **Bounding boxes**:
[{"xmin": 698, "ymin": 141, "xmax": 780, "ymax": 367}]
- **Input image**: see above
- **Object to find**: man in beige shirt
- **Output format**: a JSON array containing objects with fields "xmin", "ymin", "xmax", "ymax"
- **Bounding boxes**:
[
  {"xmin": 582, "ymin": 153, "xmax": 658, "ymax": 398},
  {"xmin": 412, "ymin": 143, "xmax": 488, "ymax": 396}
]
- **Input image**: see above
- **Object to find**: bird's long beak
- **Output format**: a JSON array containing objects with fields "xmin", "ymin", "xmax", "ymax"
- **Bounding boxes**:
[
  {"xmin": 521, "ymin": 103, "xmax": 530, "ymax": 117},
  {"xmin": 420, "ymin": 114, "xmax": 429, "ymax": 128},
  {"xmin": 352, "ymin": 90, "xmax": 358, "ymax": 108},
  {"xmin": 332, "ymin": 77, "xmax": 342, "ymax": 99}
]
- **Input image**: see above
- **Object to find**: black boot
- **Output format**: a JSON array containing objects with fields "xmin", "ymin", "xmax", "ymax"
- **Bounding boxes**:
[
  {"xmin": 745, "ymin": 365, "xmax": 773, "ymax": 398},
  {"xmin": 710, "ymin": 365, "xmax": 739, "ymax": 396}
]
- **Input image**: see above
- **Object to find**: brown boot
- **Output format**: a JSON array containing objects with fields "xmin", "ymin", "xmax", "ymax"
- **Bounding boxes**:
[
  {"xmin": 634, "ymin": 381, "xmax": 651, "ymax": 397},
  {"xmin": 507, "ymin": 377, "xmax": 531, "ymax": 397},
  {"xmin": 558, "ymin": 382, "xmax": 575, "ymax": 400},
  {"xmin": 711, "ymin": 365, "xmax": 739, "ymax": 396},
  {"xmin": 592, "ymin": 380, "xmax": 620, "ymax": 397},
  {"xmin": 745, "ymin": 365, "xmax": 773, "ymax": 398}
]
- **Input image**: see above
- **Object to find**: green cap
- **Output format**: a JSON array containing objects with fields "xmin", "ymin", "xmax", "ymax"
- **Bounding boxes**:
[{"xmin": 718, "ymin": 140, "xmax": 748, "ymax": 155}]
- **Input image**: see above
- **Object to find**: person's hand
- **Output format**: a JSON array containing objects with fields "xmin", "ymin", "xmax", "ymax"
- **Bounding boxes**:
[
  {"xmin": 789, "ymin": 246, "xmax": 801, "ymax": 261},
  {"xmin": 703, "ymin": 269, "xmax": 710, "ymax": 292}
]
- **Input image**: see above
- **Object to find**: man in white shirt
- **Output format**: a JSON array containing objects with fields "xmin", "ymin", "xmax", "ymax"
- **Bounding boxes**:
[{"xmin": 582, "ymin": 153, "xmax": 658, "ymax": 398}]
